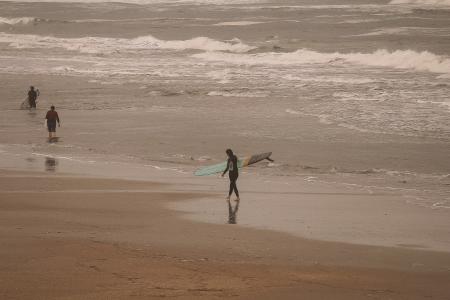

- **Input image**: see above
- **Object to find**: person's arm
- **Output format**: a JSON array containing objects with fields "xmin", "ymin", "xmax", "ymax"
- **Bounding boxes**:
[
  {"xmin": 221, "ymin": 159, "xmax": 230, "ymax": 177},
  {"xmin": 56, "ymin": 112, "xmax": 60, "ymax": 126}
]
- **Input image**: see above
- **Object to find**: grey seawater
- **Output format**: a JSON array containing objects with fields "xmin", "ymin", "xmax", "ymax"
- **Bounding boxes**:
[{"xmin": 0, "ymin": 0, "xmax": 449, "ymax": 212}]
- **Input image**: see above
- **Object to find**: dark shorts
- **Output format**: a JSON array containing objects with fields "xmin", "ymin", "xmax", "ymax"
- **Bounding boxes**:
[
  {"xmin": 29, "ymin": 99, "xmax": 36, "ymax": 108},
  {"xmin": 47, "ymin": 120, "xmax": 56, "ymax": 132}
]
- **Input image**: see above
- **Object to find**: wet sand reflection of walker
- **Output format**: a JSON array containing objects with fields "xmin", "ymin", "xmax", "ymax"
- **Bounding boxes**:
[
  {"xmin": 45, "ymin": 157, "xmax": 58, "ymax": 172},
  {"xmin": 227, "ymin": 199, "xmax": 240, "ymax": 224}
]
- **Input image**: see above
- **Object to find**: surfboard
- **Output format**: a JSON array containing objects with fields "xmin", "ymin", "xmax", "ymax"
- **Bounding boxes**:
[
  {"xmin": 48, "ymin": 137, "xmax": 59, "ymax": 143},
  {"xmin": 194, "ymin": 152, "xmax": 272, "ymax": 176},
  {"xmin": 20, "ymin": 97, "xmax": 30, "ymax": 110}
]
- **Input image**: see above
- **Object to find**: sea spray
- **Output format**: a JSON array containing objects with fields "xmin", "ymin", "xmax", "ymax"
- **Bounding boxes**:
[
  {"xmin": 193, "ymin": 49, "xmax": 450, "ymax": 74},
  {"xmin": 0, "ymin": 33, "xmax": 255, "ymax": 54}
]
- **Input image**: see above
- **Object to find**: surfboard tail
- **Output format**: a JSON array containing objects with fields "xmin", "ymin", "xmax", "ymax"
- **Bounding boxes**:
[{"xmin": 241, "ymin": 152, "xmax": 272, "ymax": 167}]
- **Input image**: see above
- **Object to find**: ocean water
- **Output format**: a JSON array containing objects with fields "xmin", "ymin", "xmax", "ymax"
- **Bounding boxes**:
[{"xmin": 0, "ymin": 0, "xmax": 449, "ymax": 211}]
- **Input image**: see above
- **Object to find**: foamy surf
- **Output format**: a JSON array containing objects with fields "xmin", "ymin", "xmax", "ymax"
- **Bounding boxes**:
[
  {"xmin": 2, "ymin": 0, "xmax": 265, "ymax": 3},
  {"xmin": 213, "ymin": 21, "xmax": 265, "ymax": 26},
  {"xmin": 0, "ymin": 33, "xmax": 255, "ymax": 54},
  {"xmin": 193, "ymin": 49, "xmax": 450, "ymax": 75},
  {"xmin": 207, "ymin": 90, "xmax": 269, "ymax": 97},
  {"xmin": 0, "ymin": 17, "xmax": 38, "ymax": 25},
  {"xmin": 390, "ymin": 0, "xmax": 450, "ymax": 6},
  {"xmin": 353, "ymin": 27, "xmax": 450, "ymax": 37}
]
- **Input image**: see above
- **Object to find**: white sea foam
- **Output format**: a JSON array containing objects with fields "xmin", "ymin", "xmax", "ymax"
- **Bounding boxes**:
[
  {"xmin": 0, "ymin": 33, "xmax": 255, "ymax": 54},
  {"xmin": 283, "ymin": 74, "xmax": 374, "ymax": 85},
  {"xmin": 0, "ymin": 17, "xmax": 37, "ymax": 25},
  {"xmin": 213, "ymin": 21, "xmax": 264, "ymax": 26},
  {"xmin": 417, "ymin": 99, "xmax": 450, "ymax": 109},
  {"xmin": 390, "ymin": 0, "xmax": 450, "ymax": 6},
  {"xmin": 354, "ymin": 27, "xmax": 450, "ymax": 37},
  {"xmin": 207, "ymin": 90, "xmax": 269, "ymax": 97},
  {"xmin": 338, "ymin": 18, "xmax": 379, "ymax": 24},
  {"xmin": 193, "ymin": 49, "xmax": 450, "ymax": 74},
  {"xmin": 2, "ymin": 0, "xmax": 264, "ymax": 3}
]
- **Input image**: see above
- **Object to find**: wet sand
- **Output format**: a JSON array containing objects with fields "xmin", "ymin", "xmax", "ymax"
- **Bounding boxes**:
[{"xmin": 1, "ymin": 169, "xmax": 449, "ymax": 299}]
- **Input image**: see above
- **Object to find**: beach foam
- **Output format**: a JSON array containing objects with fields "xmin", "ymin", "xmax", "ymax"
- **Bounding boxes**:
[
  {"xmin": 0, "ymin": 17, "xmax": 38, "ymax": 25},
  {"xmin": 2, "ymin": 0, "xmax": 265, "ymax": 3},
  {"xmin": 283, "ymin": 74, "xmax": 375, "ymax": 85},
  {"xmin": 0, "ymin": 33, "xmax": 255, "ymax": 54},
  {"xmin": 207, "ymin": 90, "xmax": 269, "ymax": 97},
  {"xmin": 213, "ymin": 21, "xmax": 264, "ymax": 26},
  {"xmin": 354, "ymin": 27, "xmax": 450, "ymax": 37},
  {"xmin": 193, "ymin": 49, "xmax": 450, "ymax": 74},
  {"xmin": 390, "ymin": 0, "xmax": 450, "ymax": 6}
]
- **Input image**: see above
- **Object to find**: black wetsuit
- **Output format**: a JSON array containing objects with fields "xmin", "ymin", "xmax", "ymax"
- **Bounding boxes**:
[
  {"xmin": 225, "ymin": 155, "xmax": 239, "ymax": 198},
  {"xmin": 28, "ymin": 90, "xmax": 37, "ymax": 108}
]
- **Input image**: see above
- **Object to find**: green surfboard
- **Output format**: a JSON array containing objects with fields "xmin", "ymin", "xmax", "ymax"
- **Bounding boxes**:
[{"xmin": 194, "ymin": 152, "xmax": 272, "ymax": 176}]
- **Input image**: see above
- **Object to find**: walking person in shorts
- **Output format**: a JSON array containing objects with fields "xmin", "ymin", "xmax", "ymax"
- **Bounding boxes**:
[{"xmin": 45, "ymin": 106, "xmax": 60, "ymax": 139}]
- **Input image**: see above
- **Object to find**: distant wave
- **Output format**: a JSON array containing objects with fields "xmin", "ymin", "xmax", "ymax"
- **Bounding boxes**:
[
  {"xmin": 283, "ymin": 74, "xmax": 375, "ymax": 85},
  {"xmin": 0, "ymin": 33, "xmax": 254, "ymax": 53},
  {"xmin": 193, "ymin": 49, "xmax": 450, "ymax": 74},
  {"xmin": 390, "ymin": 0, "xmax": 450, "ymax": 6},
  {"xmin": 207, "ymin": 90, "xmax": 269, "ymax": 97},
  {"xmin": 213, "ymin": 21, "xmax": 264, "ymax": 26},
  {"xmin": 0, "ymin": 17, "xmax": 38, "ymax": 25},
  {"xmin": 352, "ymin": 27, "xmax": 450, "ymax": 37},
  {"xmin": 1, "ymin": 0, "xmax": 264, "ymax": 3}
]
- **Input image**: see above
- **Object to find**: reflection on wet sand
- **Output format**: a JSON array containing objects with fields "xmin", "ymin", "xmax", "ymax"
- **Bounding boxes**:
[
  {"xmin": 45, "ymin": 157, "xmax": 58, "ymax": 172},
  {"xmin": 227, "ymin": 199, "xmax": 240, "ymax": 224}
]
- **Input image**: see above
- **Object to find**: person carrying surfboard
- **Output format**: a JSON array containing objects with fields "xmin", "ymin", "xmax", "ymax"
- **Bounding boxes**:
[
  {"xmin": 28, "ymin": 86, "xmax": 39, "ymax": 109},
  {"xmin": 45, "ymin": 106, "xmax": 60, "ymax": 139},
  {"xmin": 221, "ymin": 149, "xmax": 240, "ymax": 201}
]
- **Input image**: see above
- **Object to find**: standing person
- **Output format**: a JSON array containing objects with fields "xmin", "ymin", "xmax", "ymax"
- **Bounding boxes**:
[
  {"xmin": 221, "ymin": 149, "xmax": 240, "ymax": 201},
  {"xmin": 45, "ymin": 106, "xmax": 60, "ymax": 139},
  {"xmin": 28, "ymin": 86, "xmax": 39, "ymax": 109}
]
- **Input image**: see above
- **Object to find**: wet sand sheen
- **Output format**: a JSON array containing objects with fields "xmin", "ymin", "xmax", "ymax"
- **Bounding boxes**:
[{"xmin": 1, "ymin": 170, "xmax": 450, "ymax": 299}]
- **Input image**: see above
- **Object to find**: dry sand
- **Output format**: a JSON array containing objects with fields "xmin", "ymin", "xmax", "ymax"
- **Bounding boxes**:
[{"xmin": 1, "ymin": 169, "xmax": 449, "ymax": 299}]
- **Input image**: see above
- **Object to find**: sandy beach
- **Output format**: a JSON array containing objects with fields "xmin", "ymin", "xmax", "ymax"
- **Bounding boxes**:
[{"xmin": 1, "ymin": 169, "xmax": 450, "ymax": 299}]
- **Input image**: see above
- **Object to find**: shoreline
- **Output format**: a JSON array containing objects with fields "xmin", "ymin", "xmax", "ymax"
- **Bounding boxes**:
[
  {"xmin": 1, "ymin": 144, "xmax": 450, "ymax": 253},
  {"xmin": 1, "ymin": 169, "xmax": 450, "ymax": 299}
]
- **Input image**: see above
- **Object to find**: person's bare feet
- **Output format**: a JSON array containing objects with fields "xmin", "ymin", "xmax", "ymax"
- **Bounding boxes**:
[{"xmin": 235, "ymin": 197, "xmax": 240, "ymax": 202}]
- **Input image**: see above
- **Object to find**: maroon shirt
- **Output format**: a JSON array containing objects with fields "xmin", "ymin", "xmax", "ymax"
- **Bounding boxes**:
[{"xmin": 46, "ymin": 110, "xmax": 59, "ymax": 123}]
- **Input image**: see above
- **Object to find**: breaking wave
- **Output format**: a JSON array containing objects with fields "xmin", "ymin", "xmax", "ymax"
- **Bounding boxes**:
[
  {"xmin": 207, "ymin": 90, "xmax": 269, "ymax": 97},
  {"xmin": 1, "ymin": 0, "xmax": 264, "ymax": 3},
  {"xmin": 0, "ymin": 33, "xmax": 254, "ymax": 54},
  {"xmin": 0, "ymin": 17, "xmax": 39, "ymax": 25},
  {"xmin": 193, "ymin": 49, "xmax": 450, "ymax": 74},
  {"xmin": 353, "ymin": 27, "xmax": 450, "ymax": 37},
  {"xmin": 213, "ymin": 21, "xmax": 265, "ymax": 26},
  {"xmin": 390, "ymin": 0, "xmax": 450, "ymax": 6}
]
